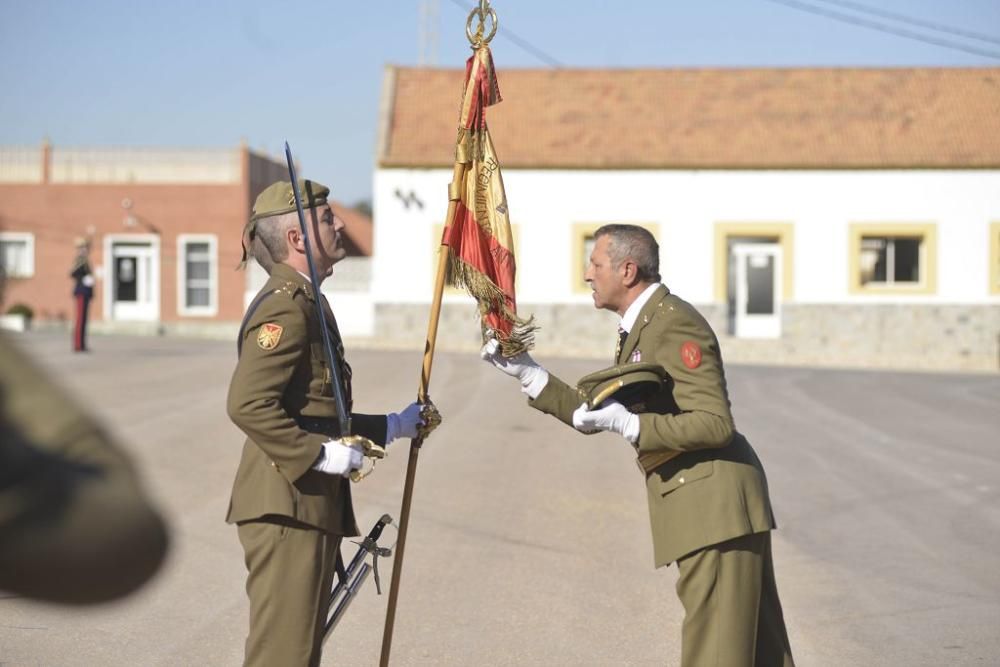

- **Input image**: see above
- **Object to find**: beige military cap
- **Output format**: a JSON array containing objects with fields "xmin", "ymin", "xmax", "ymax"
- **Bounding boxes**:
[
  {"xmin": 240, "ymin": 179, "xmax": 331, "ymax": 266},
  {"xmin": 251, "ymin": 179, "xmax": 330, "ymax": 222}
]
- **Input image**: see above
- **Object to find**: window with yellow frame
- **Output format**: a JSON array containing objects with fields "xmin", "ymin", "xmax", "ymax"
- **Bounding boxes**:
[
  {"xmin": 432, "ymin": 222, "xmax": 521, "ymax": 295},
  {"xmin": 571, "ymin": 223, "xmax": 659, "ymax": 294},
  {"xmin": 712, "ymin": 223, "xmax": 795, "ymax": 303},
  {"xmin": 848, "ymin": 223, "xmax": 937, "ymax": 294}
]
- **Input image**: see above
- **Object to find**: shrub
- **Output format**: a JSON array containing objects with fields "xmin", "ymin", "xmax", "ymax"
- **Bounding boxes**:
[{"xmin": 6, "ymin": 303, "xmax": 34, "ymax": 320}]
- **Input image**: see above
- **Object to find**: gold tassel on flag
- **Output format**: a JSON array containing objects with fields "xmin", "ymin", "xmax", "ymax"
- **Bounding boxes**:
[{"xmin": 441, "ymin": 42, "xmax": 537, "ymax": 357}]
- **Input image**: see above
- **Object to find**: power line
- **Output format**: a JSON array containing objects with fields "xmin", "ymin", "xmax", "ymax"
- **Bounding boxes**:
[
  {"xmin": 810, "ymin": 0, "xmax": 1000, "ymax": 47},
  {"xmin": 444, "ymin": 0, "xmax": 563, "ymax": 68},
  {"xmin": 761, "ymin": 0, "xmax": 1000, "ymax": 61}
]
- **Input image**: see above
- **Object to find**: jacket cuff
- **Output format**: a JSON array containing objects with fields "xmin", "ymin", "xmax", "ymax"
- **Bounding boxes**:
[{"xmin": 521, "ymin": 369, "xmax": 550, "ymax": 399}]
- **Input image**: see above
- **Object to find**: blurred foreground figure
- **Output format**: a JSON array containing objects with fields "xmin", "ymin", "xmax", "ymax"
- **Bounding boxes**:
[{"xmin": 0, "ymin": 331, "xmax": 169, "ymax": 603}]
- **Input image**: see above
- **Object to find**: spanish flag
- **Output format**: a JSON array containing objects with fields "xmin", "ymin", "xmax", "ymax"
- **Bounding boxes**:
[{"xmin": 441, "ymin": 45, "xmax": 536, "ymax": 356}]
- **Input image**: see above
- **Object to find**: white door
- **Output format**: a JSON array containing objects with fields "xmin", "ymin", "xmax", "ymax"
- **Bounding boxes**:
[
  {"xmin": 110, "ymin": 241, "xmax": 158, "ymax": 321},
  {"xmin": 733, "ymin": 243, "xmax": 781, "ymax": 338}
]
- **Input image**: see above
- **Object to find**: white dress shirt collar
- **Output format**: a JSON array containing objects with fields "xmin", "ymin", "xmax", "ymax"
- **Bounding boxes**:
[{"xmin": 620, "ymin": 283, "xmax": 662, "ymax": 333}]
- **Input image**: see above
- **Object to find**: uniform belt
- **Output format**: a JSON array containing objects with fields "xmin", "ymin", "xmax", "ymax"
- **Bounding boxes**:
[
  {"xmin": 295, "ymin": 416, "xmax": 343, "ymax": 438},
  {"xmin": 638, "ymin": 450, "xmax": 682, "ymax": 475}
]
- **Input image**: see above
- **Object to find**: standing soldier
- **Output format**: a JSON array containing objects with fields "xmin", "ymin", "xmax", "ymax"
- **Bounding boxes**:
[
  {"xmin": 70, "ymin": 237, "xmax": 94, "ymax": 352},
  {"xmin": 482, "ymin": 224, "xmax": 794, "ymax": 666},
  {"xmin": 226, "ymin": 179, "xmax": 437, "ymax": 667}
]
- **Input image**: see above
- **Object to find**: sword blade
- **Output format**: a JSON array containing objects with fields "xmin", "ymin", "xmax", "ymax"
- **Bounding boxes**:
[{"xmin": 283, "ymin": 142, "xmax": 351, "ymax": 436}]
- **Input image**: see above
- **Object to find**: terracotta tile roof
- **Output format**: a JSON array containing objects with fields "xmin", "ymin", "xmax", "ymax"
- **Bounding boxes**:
[
  {"xmin": 331, "ymin": 201, "xmax": 372, "ymax": 256},
  {"xmin": 378, "ymin": 67, "xmax": 1000, "ymax": 169}
]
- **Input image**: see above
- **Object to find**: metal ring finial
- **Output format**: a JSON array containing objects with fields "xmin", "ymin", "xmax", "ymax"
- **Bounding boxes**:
[{"xmin": 466, "ymin": 4, "xmax": 498, "ymax": 46}]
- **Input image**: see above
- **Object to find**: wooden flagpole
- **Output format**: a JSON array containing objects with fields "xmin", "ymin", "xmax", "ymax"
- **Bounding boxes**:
[
  {"xmin": 378, "ymin": 161, "xmax": 465, "ymax": 667},
  {"xmin": 380, "ymin": 7, "xmax": 499, "ymax": 662}
]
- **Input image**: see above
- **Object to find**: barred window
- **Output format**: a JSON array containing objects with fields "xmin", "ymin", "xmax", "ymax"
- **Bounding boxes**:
[
  {"xmin": 177, "ymin": 235, "xmax": 217, "ymax": 315},
  {"xmin": 0, "ymin": 232, "xmax": 34, "ymax": 278}
]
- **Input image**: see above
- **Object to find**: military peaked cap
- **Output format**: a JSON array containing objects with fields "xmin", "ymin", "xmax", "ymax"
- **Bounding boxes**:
[
  {"xmin": 251, "ymin": 179, "xmax": 330, "ymax": 222},
  {"xmin": 577, "ymin": 362, "xmax": 667, "ymax": 410}
]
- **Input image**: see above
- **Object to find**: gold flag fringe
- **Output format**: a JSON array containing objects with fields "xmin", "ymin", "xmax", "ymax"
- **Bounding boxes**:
[{"xmin": 445, "ymin": 250, "xmax": 538, "ymax": 357}]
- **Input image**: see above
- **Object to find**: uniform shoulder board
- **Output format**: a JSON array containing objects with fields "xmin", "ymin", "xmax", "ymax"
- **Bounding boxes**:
[{"xmin": 272, "ymin": 281, "xmax": 301, "ymax": 298}]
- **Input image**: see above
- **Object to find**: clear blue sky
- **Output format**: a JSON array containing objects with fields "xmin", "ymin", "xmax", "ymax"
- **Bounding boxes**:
[{"xmin": 2, "ymin": 0, "xmax": 998, "ymax": 205}]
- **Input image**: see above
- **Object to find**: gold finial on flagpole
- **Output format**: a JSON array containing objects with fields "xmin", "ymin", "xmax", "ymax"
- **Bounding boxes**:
[{"xmin": 466, "ymin": 0, "xmax": 497, "ymax": 46}]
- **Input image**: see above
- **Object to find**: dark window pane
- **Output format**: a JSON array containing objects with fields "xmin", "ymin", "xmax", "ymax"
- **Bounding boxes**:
[
  {"xmin": 893, "ymin": 237, "xmax": 921, "ymax": 283},
  {"xmin": 746, "ymin": 254, "xmax": 775, "ymax": 314},
  {"xmin": 115, "ymin": 257, "xmax": 137, "ymax": 301},
  {"xmin": 186, "ymin": 287, "xmax": 210, "ymax": 307},
  {"xmin": 187, "ymin": 260, "xmax": 209, "ymax": 281}
]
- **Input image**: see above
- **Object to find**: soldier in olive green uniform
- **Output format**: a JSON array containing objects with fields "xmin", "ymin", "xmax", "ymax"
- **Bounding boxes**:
[
  {"xmin": 0, "ymin": 331, "xmax": 168, "ymax": 604},
  {"xmin": 227, "ymin": 180, "xmax": 431, "ymax": 667},
  {"xmin": 482, "ymin": 224, "xmax": 793, "ymax": 666}
]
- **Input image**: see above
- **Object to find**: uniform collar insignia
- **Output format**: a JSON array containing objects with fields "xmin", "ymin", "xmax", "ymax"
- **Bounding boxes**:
[{"xmin": 618, "ymin": 284, "xmax": 669, "ymax": 363}]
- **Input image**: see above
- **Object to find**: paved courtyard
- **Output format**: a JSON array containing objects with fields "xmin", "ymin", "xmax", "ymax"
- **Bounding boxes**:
[{"xmin": 2, "ymin": 331, "xmax": 999, "ymax": 666}]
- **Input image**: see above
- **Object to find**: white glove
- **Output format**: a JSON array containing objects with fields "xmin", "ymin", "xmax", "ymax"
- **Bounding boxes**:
[
  {"xmin": 386, "ymin": 402, "xmax": 422, "ymax": 444},
  {"xmin": 572, "ymin": 400, "xmax": 640, "ymax": 443},
  {"xmin": 311, "ymin": 439, "xmax": 364, "ymax": 476},
  {"xmin": 82, "ymin": 275, "xmax": 95, "ymax": 287},
  {"xmin": 480, "ymin": 338, "xmax": 549, "ymax": 398}
]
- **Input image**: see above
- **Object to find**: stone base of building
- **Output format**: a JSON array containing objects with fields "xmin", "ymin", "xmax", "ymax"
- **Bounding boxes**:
[
  {"xmin": 26, "ymin": 302, "xmax": 999, "ymax": 372},
  {"xmin": 32, "ymin": 319, "xmax": 241, "ymax": 341},
  {"xmin": 372, "ymin": 302, "xmax": 1000, "ymax": 372}
]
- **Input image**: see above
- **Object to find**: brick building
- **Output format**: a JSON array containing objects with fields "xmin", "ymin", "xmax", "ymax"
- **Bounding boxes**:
[{"xmin": 0, "ymin": 142, "xmax": 372, "ymax": 335}]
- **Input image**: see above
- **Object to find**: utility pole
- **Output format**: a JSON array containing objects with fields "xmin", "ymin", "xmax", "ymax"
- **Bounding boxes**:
[{"xmin": 418, "ymin": 0, "xmax": 439, "ymax": 66}]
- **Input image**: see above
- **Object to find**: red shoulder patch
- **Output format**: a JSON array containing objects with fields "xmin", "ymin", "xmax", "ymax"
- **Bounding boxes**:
[{"xmin": 680, "ymin": 341, "xmax": 702, "ymax": 369}]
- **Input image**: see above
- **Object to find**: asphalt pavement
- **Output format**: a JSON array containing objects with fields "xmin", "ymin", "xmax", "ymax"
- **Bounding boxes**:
[{"xmin": 2, "ymin": 331, "xmax": 998, "ymax": 666}]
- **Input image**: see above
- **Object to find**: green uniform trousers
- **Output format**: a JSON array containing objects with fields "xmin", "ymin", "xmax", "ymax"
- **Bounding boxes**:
[
  {"xmin": 237, "ymin": 517, "xmax": 342, "ymax": 667},
  {"xmin": 675, "ymin": 531, "xmax": 794, "ymax": 667}
]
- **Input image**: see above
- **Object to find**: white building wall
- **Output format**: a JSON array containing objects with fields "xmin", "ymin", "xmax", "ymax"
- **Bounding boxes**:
[
  {"xmin": 374, "ymin": 168, "xmax": 1000, "ymax": 306},
  {"xmin": 243, "ymin": 256, "xmax": 375, "ymax": 337}
]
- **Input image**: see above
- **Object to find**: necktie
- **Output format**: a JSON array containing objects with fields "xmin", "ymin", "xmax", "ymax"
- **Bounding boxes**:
[
  {"xmin": 615, "ymin": 326, "xmax": 627, "ymax": 362},
  {"xmin": 320, "ymin": 295, "xmax": 343, "ymax": 343}
]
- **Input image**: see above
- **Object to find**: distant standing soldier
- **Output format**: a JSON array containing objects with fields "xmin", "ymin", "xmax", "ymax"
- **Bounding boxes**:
[
  {"xmin": 70, "ymin": 237, "xmax": 95, "ymax": 352},
  {"xmin": 227, "ymin": 179, "xmax": 438, "ymax": 667}
]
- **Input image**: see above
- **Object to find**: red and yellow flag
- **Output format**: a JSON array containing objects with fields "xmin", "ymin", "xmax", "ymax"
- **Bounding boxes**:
[{"xmin": 441, "ymin": 45, "xmax": 536, "ymax": 356}]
